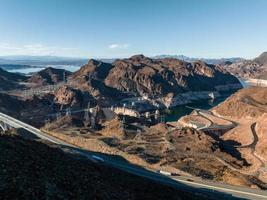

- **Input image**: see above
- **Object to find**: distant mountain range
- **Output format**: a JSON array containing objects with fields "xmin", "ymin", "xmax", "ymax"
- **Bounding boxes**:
[
  {"xmin": 152, "ymin": 55, "xmax": 244, "ymax": 65},
  {"xmin": 0, "ymin": 55, "xmax": 245, "ymax": 66},
  {"xmin": 223, "ymin": 52, "xmax": 267, "ymax": 79}
]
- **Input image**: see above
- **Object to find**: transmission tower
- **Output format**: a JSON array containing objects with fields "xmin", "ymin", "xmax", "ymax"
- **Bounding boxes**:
[
  {"xmin": 84, "ymin": 108, "xmax": 90, "ymax": 121},
  {"xmin": 63, "ymin": 71, "xmax": 67, "ymax": 83},
  {"xmin": 91, "ymin": 116, "xmax": 96, "ymax": 129},
  {"xmin": 160, "ymin": 115, "xmax": 165, "ymax": 123},
  {"xmin": 66, "ymin": 108, "xmax": 71, "ymax": 117},
  {"xmin": 56, "ymin": 112, "xmax": 61, "ymax": 120},
  {"xmin": 84, "ymin": 102, "xmax": 91, "ymax": 121}
]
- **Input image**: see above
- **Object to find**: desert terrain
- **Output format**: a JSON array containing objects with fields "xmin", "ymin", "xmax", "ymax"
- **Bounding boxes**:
[{"xmin": 178, "ymin": 87, "xmax": 267, "ymax": 186}]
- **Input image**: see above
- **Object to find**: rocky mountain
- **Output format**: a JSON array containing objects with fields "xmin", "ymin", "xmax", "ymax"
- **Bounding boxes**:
[
  {"xmin": 153, "ymin": 55, "xmax": 244, "ymax": 65},
  {"xmin": 224, "ymin": 52, "xmax": 267, "ymax": 79},
  {"xmin": 70, "ymin": 59, "xmax": 113, "ymax": 82},
  {"xmin": 254, "ymin": 52, "xmax": 267, "ymax": 66},
  {"xmin": 27, "ymin": 67, "xmax": 72, "ymax": 86},
  {"xmin": 104, "ymin": 55, "xmax": 240, "ymax": 96},
  {"xmin": 53, "ymin": 85, "xmax": 84, "ymax": 107},
  {"xmin": 66, "ymin": 55, "xmax": 241, "ymax": 107},
  {"xmin": 68, "ymin": 59, "xmax": 130, "ymax": 105}
]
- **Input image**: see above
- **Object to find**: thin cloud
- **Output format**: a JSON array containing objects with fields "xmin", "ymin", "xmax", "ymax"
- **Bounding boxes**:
[
  {"xmin": 0, "ymin": 43, "xmax": 21, "ymax": 50},
  {"xmin": 0, "ymin": 42, "xmax": 76, "ymax": 56},
  {"xmin": 108, "ymin": 43, "xmax": 130, "ymax": 49}
]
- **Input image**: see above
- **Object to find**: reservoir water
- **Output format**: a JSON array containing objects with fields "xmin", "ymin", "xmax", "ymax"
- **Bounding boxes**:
[
  {"xmin": 6, "ymin": 65, "xmax": 81, "ymax": 74},
  {"xmin": 165, "ymin": 94, "xmax": 232, "ymax": 122}
]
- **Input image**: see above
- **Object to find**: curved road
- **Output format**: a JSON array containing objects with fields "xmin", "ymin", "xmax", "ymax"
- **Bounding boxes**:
[
  {"xmin": 185, "ymin": 107, "xmax": 266, "ymax": 177},
  {"xmin": 186, "ymin": 106, "xmax": 237, "ymax": 130}
]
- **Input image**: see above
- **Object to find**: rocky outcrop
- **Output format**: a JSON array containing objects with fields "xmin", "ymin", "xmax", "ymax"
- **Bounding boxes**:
[
  {"xmin": 54, "ymin": 85, "xmax": 83, "ymax": 106},
  {"xmin": 27, "ymin": 67, "xmax": 72, "ymax": 86},
  {"xmin": 254, "ymin": 52, "xmax": 267, "ymax": 66},
  {"xmin": 68, "ymin": 59, "xmax": 130, "ymax": 105},
  {"xmin": 70, "ymin": 59, "xmax": 113, "ymax": 83}
]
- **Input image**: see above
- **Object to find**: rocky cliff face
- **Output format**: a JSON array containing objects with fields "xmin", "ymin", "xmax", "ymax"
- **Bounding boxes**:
[{"xmin": 104, "ymin": 55, "xmax": 240, "ymax": 96}]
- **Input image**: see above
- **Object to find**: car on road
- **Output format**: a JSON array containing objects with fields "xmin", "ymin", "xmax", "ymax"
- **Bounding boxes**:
[{"xmin": 92, "ymin": 155, "xmax": 104, "ymax": 162}]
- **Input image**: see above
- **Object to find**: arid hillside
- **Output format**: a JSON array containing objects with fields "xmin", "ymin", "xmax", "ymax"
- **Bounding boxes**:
[
  {"xmin": 213, "ymin": 87, "xmax": 267, "ymax": 118},
  {"xmin": 178, "ymin": 87, "xmax": 267, "ymax": 185},
  {"xmin": 42, "ymin": 116, "xmax": 267, "ymax": 189},
  {"xmin": 0, "ymin": 131, "xmax": 225, "ymax": 200}
]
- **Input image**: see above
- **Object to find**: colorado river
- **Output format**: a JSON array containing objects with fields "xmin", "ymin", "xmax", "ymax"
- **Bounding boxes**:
[{"xmin": 165, "ymin": 95, "xmax": 232, "ymax": 122}]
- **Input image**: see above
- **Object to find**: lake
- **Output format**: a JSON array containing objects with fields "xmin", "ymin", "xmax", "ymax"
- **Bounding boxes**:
[
  {"xmin": 7, "ymin": 65, "xmax": 81, "ymax": 74},
  {"xmin": 165, "ymin": 94, "xmax": 233, "ymax": 122}
]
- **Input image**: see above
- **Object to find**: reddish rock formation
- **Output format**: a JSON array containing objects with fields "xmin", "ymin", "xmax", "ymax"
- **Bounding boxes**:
[
  {"xmin": 104, "ymin": 55, "xmax": 240, "ymax": 96},
  {"xmin": 54, "ymin": 85, "xmax": 83, "ymax": 106},
  {"xmin": 27, "ymin": 67, "xmax": 72, "ymax": 86}
]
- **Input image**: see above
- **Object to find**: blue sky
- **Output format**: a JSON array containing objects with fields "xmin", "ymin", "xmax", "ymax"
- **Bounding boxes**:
[{"xmin": 0, "ymin": 0, "xmax": 267, "ymax": 58}]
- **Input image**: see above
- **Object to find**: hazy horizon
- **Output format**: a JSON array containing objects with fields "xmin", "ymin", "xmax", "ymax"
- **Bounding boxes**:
[{"xmin": 0, "ymin": 53, "xmax": 253, "ymax": 60}]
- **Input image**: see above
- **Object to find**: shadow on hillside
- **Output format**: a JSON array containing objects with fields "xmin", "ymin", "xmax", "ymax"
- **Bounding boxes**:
[
  {"xmin": 35, "ymin": 140, "xmax": 253, "ymax": 198},
  {"xmin": 10, "ymin": 128, "xmax": 250, "ymax": 200},
  {"xmin": 204, "ymin": 130, "xmax": 250, "ymax": 166}
]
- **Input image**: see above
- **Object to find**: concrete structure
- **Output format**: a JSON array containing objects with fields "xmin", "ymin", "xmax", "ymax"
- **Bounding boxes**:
[{"xmin": 113, "ymin": 107, "xmax": 140, "ymax": 118}]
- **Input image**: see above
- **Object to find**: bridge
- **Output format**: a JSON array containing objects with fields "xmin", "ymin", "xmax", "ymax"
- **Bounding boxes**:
[{"xmin": 0, "ymin": 112, "xmax": 267, "ymax": 199}]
